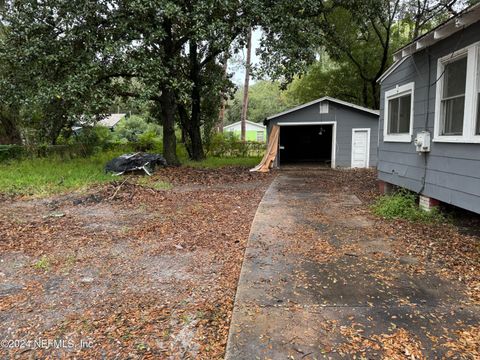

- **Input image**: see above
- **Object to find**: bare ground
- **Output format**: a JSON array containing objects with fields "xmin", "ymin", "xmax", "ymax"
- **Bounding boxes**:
[
  {"xmin": 1, "ymin": 167, "xmax": 479, "ymax": 359},
  {"xmin": 0, "ymin": 167, "xmax": 275, "ymax": 359}
]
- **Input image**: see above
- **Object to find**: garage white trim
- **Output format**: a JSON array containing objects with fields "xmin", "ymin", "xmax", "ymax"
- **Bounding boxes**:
[
  {"xmin": 276, "ymin": 121, "xmax": 337, "ymax": 168},
  {"xmin": 351, "ymin": 128, "xmax": 371, "ymax": 168},
  {"xmin": 266, "ymin": 97, "xmax": 379, "ymax": 120}
]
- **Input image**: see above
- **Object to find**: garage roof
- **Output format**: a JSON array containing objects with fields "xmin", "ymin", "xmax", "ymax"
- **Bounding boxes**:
[{"xmin": 265, "ymin": 96, "xmax": 379, "ymax": 123}]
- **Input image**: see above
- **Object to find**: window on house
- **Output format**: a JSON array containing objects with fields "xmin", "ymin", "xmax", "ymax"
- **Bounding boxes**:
[
  {"xmin": 477, "ymin": 95, "xmax": 480, "ymax": 135},
  {"xmin": 388, "ymin": 94, "xmax": 411, "ymax": 134},
  {"xmin": 319, "ymin": 102, "xmax": 329, "ymax": 114},
  {"xmin": 477, "ymin": 55, "xmax": 480, "ymax": 135},
  {"xmin": 384, "ymin": 82, "xmax": 414, "ymax": 142},
  {"xmin": 256, "ymin": 131, "xmax": 264, "ymax": 142},
  {"xmin": 440, "ymin": 56, "xmax": 467, "ymax": 136},
  {"xmin": 435, "ymin": 42, "xmax": 480, "ymax": 142}
]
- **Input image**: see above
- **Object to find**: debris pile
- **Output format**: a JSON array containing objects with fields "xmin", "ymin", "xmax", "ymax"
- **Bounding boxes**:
[{"xmin": 105, "ymin": 152, "xmax": 167, "ymax": 175}]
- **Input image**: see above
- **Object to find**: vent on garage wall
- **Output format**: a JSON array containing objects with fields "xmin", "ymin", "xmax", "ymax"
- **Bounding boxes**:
[{"xmin": 319, "ymin": 102, "xmax": 329, "ymax": 114}]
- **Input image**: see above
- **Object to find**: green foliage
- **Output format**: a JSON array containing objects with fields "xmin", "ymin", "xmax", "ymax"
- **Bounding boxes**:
[
  {"xmin": 33, "ymin": 256, "xmax": 50, "ymax": 271},
  {"xmin": 137, "ymin": 177, "xmax": 172, "ymax": 190},
  {"xmin": 226, "ymin": 81, "xmax": 292, "ymax": 124},
  {"xmin": 285, "ymin": 56, "xmax": 365, "ymax": 106},
  {"xmin": 0, "ymin": 144, "xmax": 26, "ymax": 162},
  {"xmin": 0, "ymin": 150, "xmax": 124, "ymax": 196},
  {"xmin": 73, "ymin": 126, "xmax": 114, "ymax": 155},
  {"xmin": 110, "ymin": 115, "xmax": 162, "ymax": 151},
  {"xmin": 135, "ymin": 130, "xmax": 162, "ymax": 152},
  {"xmin": 372, "ymin": 191, "xmax": 444, "ymax": 223},
  {"xmin": 257, "ymin": 0, "xmax": 411, "ymax": 108},
  {"xmin": 112, "ymin": 115, "xmax": 161, "ymax": 143},
  {"xmin": 205, "ymin": 132, "xmax": 266, "ymax": 157}
]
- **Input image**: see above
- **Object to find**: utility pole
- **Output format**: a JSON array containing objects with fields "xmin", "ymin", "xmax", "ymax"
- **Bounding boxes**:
[{"xmin": 240, "ymin": 27, "xmax": 252, "ymax": 142}]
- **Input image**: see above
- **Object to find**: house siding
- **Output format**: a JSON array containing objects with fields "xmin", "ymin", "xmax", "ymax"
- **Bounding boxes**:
[
  {"xmin": 267, "ymin": 102, "xmax": 379, "ymax": 167},
  {"xmin": 378, "ymin": 21, "xmax": 480, "ymax": 214}
]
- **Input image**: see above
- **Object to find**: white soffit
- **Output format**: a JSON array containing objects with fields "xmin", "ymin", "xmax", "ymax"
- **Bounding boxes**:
[{"xmin": 393, "ymin": 3, "xmax": 480, "ymax": 62}]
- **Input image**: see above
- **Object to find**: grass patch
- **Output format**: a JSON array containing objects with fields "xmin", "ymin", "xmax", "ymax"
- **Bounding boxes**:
[
  {"xmin": 33, "ymin": 256, "xmax": 50, "ymax": 271},
  {"xmin": 0, "ymin": 146, "xmax": 261, "ymax": 197},
  {"xmin": 181, "ymin": 156, "xmax": 261, "ymax": 168},
  {"xmin": 0, "ymin": 151, "xmax": 124, "ymax": 196},
  {"xmin": 136, "ymin": 176, "xmax": 172, "ymax": 190},
  {"xmin": 372, "ymin": 190, "xmax": 445, "ymax": 223}
]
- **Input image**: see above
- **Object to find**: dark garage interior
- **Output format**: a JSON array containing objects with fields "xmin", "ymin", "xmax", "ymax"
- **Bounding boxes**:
[{"xmin": 279, "ymin": 124, "xmax": 333, "ymax": 165}]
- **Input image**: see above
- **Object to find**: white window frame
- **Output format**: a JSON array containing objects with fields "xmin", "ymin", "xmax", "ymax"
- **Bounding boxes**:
[
  {"xmin": 351, "ymin": 128, "xmax": 371, "ymax": 168},
  {"xmin": 319, "ymin": 102, "xmax": 329, "ymax": 114},
  {"xmin": 434, "ymin": 41, "xmax": 480, "ymax": 143},
  {"xmin": 383, "ymin": 82, "xmax": 415, "ymax": 143},
  {"xmin": 475, "ymin": 46, "xmax": 480, "ymax": 139}
]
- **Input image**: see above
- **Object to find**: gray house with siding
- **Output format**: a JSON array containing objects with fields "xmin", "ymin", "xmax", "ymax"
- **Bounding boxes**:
[
  {"xmin": 377, "ymin": 3, "xmax": 480, "ymax": 214},
  {"xmin": 265, "ymin": 97, "xmax": 379, "ymax": 168}
]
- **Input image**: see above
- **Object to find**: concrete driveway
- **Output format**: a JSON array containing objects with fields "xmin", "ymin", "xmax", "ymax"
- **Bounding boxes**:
[{"xmin": 225, "ymin": 170, "xmax": 479, "ymax": 359}]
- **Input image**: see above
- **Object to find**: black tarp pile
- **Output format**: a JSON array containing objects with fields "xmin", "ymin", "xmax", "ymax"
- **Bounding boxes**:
[{"xmin": 105, "ymin": 152, "xmax": 167, "ymax": 175}]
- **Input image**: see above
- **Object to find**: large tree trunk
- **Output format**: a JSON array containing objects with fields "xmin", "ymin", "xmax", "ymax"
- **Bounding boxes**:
[
  {"xmin": 0, "ymin": 108, "xmax": 22, "ymax": 145},
  {"xmin": 240, "ymin": 27, "xmax": 252, "ymax": 142},
  {"xmin": 177, "ymin": 105, "xmax": 191, "ymax": 157},
  {"xmin": 180, "ymin": 41, "xmax": 205, "ymax": 161},
  {"xmin": 178, "ymin": 103, "xmax": 205, "ymax": 161},
  {"xmin": 159, "ymin": 89, "xmax": 179, "ymax": 166}
]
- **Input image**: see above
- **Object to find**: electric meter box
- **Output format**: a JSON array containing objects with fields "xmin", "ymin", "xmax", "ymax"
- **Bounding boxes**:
[{"xmin": 414, "ymin": 131, "xmax": 431, "ymax": 153}]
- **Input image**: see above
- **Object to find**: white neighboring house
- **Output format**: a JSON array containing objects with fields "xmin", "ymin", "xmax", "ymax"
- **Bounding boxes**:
[
  {"xmin": 72, "ymin": 113, "xmax": 127, "ymax": 134},
  {"xmin": 98, "ymin": 113, "xmax": 127, "ymax": 130},
  {"xmin": 223, "ymin": 120, "xmax": 267, "ymax": 142}
]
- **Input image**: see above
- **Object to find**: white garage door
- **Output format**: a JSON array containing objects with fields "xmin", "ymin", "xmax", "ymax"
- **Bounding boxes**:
[{"xmin": 351, "ymin": 129, "xmax": 370, "ymax": 168}]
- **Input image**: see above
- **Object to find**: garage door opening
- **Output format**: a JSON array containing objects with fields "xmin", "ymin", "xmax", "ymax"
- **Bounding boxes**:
[{"xmin": 279, "ymin": 124, "xmax": 334, "ymax": 166}]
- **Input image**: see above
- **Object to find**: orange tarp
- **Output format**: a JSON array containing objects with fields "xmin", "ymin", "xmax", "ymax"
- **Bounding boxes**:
[{"xmin": 250, "ymin": 125, "xmax": 279, "ymax": 172}]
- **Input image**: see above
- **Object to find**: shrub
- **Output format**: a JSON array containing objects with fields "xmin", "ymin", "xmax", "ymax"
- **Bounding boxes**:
[
  {"xmin": 206, "ymin": 132, "xmax": 266, "ymax": 157},
  {"xmin": 372, "ymin": 190, "xmax": 444, "ymax": 223},
  {"xmin": 0, "ymin": 144, "xmax": 27, "ymax": 162},
  {"xmin": 72, "ymin": 126, "xmax": 115, "ymax": 155},
  {"xmin": 112, "ymin": 115, "xmax": 161, "ymax": 142},
  {"xmin": 135, "ymin": 130, "xmax": 162, "ymax": 152}
]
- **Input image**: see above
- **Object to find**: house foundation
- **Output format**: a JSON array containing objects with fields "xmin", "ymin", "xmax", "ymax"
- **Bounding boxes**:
[
  {"xmin": 419, "ymin": 195, "xmax": 440, "ymax": 212},
  {"xmin": 378, "ymin": 180, "xmax": 395, "ymax": 195}
]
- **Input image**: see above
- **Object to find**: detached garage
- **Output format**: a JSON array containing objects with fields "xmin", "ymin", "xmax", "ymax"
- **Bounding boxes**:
[{"xmin": 263, "ymin": 97, "xmax": 379, "ymax": 169}]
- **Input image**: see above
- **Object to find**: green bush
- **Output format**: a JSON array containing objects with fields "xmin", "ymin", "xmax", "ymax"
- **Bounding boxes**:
[
  {"xmin": 71, "ymin": 126, "xmax": 115, "ymax": 155},
  {"xmin": 135, "ymin": 130, "xmax": 162, "ymax": 152},
  {"xmin": 206, "ymin": 132, "xmax": 265, "ymax": 157},
  {"xmin": 372, "ymin": 190, "xmax": 444, "ymax": 223},
  {"xmin": 112, "ymin": 115, "xmax": 161, "ymax": 142},
  {"xmin": 0, "ymin": 144, "xmax": 27, "ymax": 162}
]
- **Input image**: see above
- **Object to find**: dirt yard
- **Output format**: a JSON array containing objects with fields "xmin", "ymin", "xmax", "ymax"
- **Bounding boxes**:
[
  {"xmin": 0, "ymin": 167, "xmax": 274, "ymax": 359},
  {"xmin": 1, "ymin": 166, "xmax": 479, "ymax": 359}
]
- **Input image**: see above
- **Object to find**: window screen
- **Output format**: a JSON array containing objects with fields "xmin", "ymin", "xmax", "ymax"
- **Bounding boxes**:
[
  {"xmin": 441, "ymin": 56, "xmax": 467, "ymax": 135},
  {"xmin": 477, "ymin": 53, "xmax": 480, "ymax": 135},
  {"xmin": 476, "ymin": 95, "xmax": 480, "ymax": 135},
  {"xmin": 387, "ymin": 94, "xmax": 411, "ymax": 134}
]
